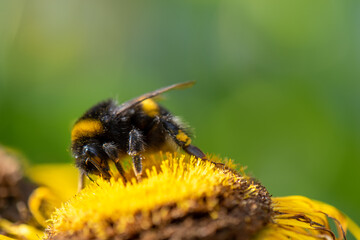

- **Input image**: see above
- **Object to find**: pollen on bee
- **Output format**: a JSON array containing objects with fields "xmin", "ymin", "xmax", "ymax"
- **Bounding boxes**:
[
  {"xmin": 176, "ymin": 130, "xmax": 192, "ymax": 146},
  {"xmin": 141, "ymin": 99, "xmax": 160, "ymax": 117},
  {"xmin": 71, "ymin": 119, "xmax": 104, "ymax": 141}
]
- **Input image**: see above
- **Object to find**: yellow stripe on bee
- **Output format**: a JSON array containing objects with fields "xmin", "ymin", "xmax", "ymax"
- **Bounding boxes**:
[
  {"xmin": 141, "ymin": 99, "xmax": 160, "ymax": 117},
  {"xmin": 71, "ymin": 119, "xmax": 104, "ymax": 141},
  {"xmin": 176, "ymin": 130, "xmax": 192, "ymax": 146}
]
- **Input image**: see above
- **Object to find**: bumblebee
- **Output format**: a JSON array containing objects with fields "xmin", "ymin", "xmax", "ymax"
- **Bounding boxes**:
[{"xmin": 71, "ymin": 81, "xmax": 207, "ymax": 190}]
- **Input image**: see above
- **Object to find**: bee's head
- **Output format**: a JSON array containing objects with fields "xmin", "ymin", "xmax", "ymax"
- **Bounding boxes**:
[
  {"xmin": 71, "ymin": 115, "xmax": 112, "ymax": 179},
  {"xmin": 72, "ymin": 139, "xmax": 111, "ymax": 179}
]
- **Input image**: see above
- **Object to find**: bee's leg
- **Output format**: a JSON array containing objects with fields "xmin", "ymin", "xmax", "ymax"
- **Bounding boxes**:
[
  {"xmin": 78, "ymin": 171, "xmax": 99, "ymax": 191},
  {"xmin": 131, "ymin": 155, "xmax": 143, "ymax": 182},
  {"xmin": 114, "ymin": 161, "xmax": 127, "ymax": 184},
  {"xmin": 182, "ymin": 144, "xmax": 225, "ymax": 168},
  {"xmin": 128, "ymin": 129, "xmax": 145, "ymax": 182},
  {"xmin": 159, "ymin": 117, "xmax": 207, "ymax": 161},
  {"xmin": 182, "ymin": 144, "xmax": 207, "ymax": 160},
  {"xmin": 103, "ymin": 142, "xmax": 127, "ymax": 184},
  {"xmin": 78, "ymin": 171, "xmax": 85, "ymax": 192}
]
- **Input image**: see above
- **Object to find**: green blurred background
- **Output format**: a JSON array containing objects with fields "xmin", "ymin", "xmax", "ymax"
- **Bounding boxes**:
[{"xmin": 0, "ymin": 0, "xmax": 359, "ymax": 229}]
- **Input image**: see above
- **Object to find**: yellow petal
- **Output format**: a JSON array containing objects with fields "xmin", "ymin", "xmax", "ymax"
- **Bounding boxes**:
[
  {"xmin": 255, "ymin": 195, "xmax": 360, "ymax": 240},
  {"xmin": 26, "ymin": 163, "xmax": 78, "ymax": 200},
  {"xmin": 28, "ymin": 187, "xmax": 62, "ymax": 227},
  {"xmin": 0, "ymin": 235, "xmax": 17, "ymax": 240},
  {"xmin": 0, "ymin": 219, "xmax": 44, "ymax": 240}
]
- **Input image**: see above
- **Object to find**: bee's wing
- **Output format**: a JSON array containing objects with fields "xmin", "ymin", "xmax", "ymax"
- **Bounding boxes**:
[{"xmin": 115, "ymin": 81, "xmax": 195, "ymax": 114}]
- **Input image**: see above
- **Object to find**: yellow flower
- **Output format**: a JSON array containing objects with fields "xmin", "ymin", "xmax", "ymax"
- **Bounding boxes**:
[
  {"xmin": 46, "ymin": 154, "xmax": 272, "ymax": 239},
  {"xmin": 0, "ymin": 149, "xmax": 359, "ymax": 240}
]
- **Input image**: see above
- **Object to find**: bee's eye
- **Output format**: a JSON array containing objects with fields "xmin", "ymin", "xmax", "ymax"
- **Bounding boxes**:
[
  {"xmin": 83, "ymin": 145, "xmax": 97, "ymax": 157},
  {"xmin": 83, "ymin": 146, "xmax": 89, "ymax": 155}
]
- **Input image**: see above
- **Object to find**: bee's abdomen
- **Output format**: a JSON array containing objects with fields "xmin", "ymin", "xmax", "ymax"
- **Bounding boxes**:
[{"xmin": 141, "ymin": 99, "xmax": 160, "ymax": 118}]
